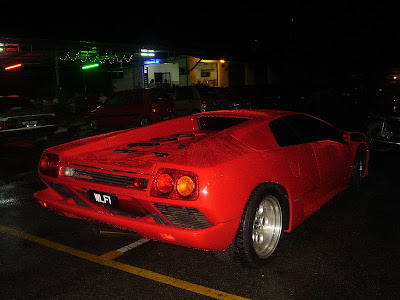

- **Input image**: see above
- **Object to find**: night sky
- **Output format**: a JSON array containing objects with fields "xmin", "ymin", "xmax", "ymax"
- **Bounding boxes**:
[{"xmin": 2, "ymin": 2, "xmax": 399, "ymax": 75}]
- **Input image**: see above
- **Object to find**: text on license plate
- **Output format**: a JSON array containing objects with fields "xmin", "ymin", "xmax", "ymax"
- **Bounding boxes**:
[
  {"xmin": 89, "ymin": 190, "xmax": 118, "ymax": 208},
  {"xmin": 22, "ymin": 120, "xmax": 37, "ymax": 127}
]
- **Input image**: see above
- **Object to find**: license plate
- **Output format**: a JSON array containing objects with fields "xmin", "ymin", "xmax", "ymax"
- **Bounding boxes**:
[
  {"xmin": 22, "ymin": 120, "xmax": 37, "ymax": 127},
  {"xmin": 88, "ymin": 190, "xmax": 118, "ymax": 208}
]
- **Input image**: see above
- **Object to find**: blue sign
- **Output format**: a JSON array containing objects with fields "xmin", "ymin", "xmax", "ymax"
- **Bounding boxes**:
[{"xmin": 144, "ymin": 59, "xmax": 161, "ymax": 65}]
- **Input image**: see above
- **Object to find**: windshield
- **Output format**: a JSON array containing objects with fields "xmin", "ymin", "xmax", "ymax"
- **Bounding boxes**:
[{"xmin": 197, "ymin": 116, "xmax": 249, "ymax": 131}]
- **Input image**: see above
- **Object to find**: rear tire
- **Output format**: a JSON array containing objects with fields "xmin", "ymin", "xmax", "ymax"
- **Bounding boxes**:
[{"xmin": 227, "ymin": 186, "xmax": 284, "ymax": 267}]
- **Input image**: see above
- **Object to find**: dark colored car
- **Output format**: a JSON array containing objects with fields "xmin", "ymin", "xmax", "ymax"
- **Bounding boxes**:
[
  {"xmin": 0, "ymin": 95, "xmax": 57, "ymax": 144},
  {"xmin": 87, "ymin": 88, "xmax": 175, "ymax": 130},
  {"xmin": 172, "ymin": 86, "xmax": 250, "ymax": 116},
  {"xmin": 204, "ymin": 87, "xmax": 251, "ymax": 110},
  {"xmin": 172, "ymin": 87, "xmax": 206, "ymax": 116}
]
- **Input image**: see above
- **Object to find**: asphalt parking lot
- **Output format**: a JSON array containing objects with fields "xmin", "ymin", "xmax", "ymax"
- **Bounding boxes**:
[{"xmin": 1, "ymin": 131, "xmax": 399, "ymax": 299}]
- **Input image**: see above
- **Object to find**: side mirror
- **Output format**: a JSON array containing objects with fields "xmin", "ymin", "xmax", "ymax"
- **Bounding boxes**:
[
  {"xmin": 350, "ymin": 132, "xmax": 366, "ymax": 142},
  {"xmin": 342, "ymin": 132, "xmax": 350, "ymax": 145}
]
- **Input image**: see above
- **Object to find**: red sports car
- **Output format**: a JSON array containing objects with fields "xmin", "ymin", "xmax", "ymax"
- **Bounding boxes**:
[{"xmin": 34, "ymin": 110, "xmax": 369, "ymax": 267}]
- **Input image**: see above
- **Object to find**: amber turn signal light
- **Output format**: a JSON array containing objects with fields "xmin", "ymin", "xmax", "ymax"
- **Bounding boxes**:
[{"xmin": 177, "ymin": 176, "xmax": 195, "ymax": 197}]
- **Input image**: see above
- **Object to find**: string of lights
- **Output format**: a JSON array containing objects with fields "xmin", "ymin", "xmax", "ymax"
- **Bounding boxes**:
[{"xmin": 59, "ymin": 51, "xmax": 136, "ymax": 64}]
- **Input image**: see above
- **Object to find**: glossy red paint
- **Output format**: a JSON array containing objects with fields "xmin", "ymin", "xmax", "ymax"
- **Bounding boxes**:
[{"xmin": 35, "ymin": 110, "xmax": 369, "ymax": 255}]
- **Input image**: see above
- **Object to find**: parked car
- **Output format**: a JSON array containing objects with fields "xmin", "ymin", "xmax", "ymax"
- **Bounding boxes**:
[
  {"xmin": 35, "ymin": 110, "xmax": 368, "ymax": 267},
  {"xmin": 87, "ymin": 88, "xmax": 174, "ymax": 130},
  {"xmin": 207, "ymin": 87, "xmax": 251, "ymax": 110},
  {"xmin": 0, "ymin": 95, "xmax": 57, "ymax": 145},
  {"xmin": 172, "ymin": 86, "xmax": 206, "ymax": 116},
  {"xmin": 172, "ymin": 86, "xmax": 251, "ymax": 116}
]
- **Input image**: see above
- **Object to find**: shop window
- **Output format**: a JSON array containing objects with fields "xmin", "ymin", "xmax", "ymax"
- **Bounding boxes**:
[{"xmin": 201, "ymin": 70, "xmax": 211, "ymax": 77}]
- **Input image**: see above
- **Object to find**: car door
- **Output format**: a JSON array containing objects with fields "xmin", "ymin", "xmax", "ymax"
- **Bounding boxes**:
[
  {"xmin": 122, "ymin": 90, "xmax": 144, "ymax": 125},
  {"xmin": 269, "ymin": 117, "xmax": 320, "ymax": 198},
  {"xmin": 312, "ymin": 140, "xmax": 350, "ymax": 190},
  {"xmin": 97, "ymin": 93, "xmax": 124, "ymax": 128},
  {"xmin": 288, "ymin": 115, "xmax": 352, "ymax": 192}
]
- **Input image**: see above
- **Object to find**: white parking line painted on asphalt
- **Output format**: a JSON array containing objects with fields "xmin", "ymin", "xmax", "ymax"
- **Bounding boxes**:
[
  {"xmin": 99, "ymin": 238, "xmax": 150, "ymax": 260},
  {"xmin": 117, "ymin": 238, "xmax": 150, "ymax": 253}
]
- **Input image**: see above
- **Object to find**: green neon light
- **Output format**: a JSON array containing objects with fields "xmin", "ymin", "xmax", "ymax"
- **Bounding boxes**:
[{"xmin": 82, "ymin": 63, "xmax": 99, "ymax": 70}]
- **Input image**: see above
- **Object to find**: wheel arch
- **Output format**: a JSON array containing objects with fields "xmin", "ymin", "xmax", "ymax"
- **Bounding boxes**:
[
  {"xmin": 249, "ymin": 182, "xmax": 290, "ymax": 231},
  {"xmin": 139, "ymin": 115, "xmax": 151, "ymax": 126},
  {"xmin": 222, "ymin": 181, "xmax": 290, "ymax": 266}
]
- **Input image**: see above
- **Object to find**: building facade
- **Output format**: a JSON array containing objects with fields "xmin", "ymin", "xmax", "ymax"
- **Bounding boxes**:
[{"xmin": 112, "ymin": 55, "xmax": 256, "ymax": 92}]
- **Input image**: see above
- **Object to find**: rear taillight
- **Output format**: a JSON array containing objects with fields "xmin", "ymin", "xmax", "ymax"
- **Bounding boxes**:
[
  {"xmin": 2, "ymin": 120, "xmax": 19, "ymax": 130},
  {"xmin": 151, "ymin": 168, "xmax": 198, "ymax": 200},
  {"xmin": 156, "ymin": 173, "xmax": 174, "ymax": 194},
  {"xmin": 39, "ymin": 153, "xmax": 60, "ymax": 178},
  {"xmin": 132, "ymin": 177, "xmax": 147, "ymax": 190}
]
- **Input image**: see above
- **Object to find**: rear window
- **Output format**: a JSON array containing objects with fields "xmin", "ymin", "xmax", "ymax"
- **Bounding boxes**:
[
  {"xmin": 197, "ymin": 117, "xmax": 249, "ymax": 131},
  {"xmin": 176, "ymin": 87, "xmax": 194, "ymax": 100},
  {"xmin": 149, "ymin": 89, "xmax": 171, "ymax": 103},
  {"xmin": 0, "ymin": 97, "xmax": 35, "ymax": 113}
]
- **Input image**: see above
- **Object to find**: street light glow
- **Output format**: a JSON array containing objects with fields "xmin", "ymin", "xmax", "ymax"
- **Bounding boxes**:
[
  {"xmin": 5, "ymin": 64, "xmax": 22, "ymax": 71},
  {"xmin": 140, "ymin": 49, "xmax": 155, "ymax": 57}
]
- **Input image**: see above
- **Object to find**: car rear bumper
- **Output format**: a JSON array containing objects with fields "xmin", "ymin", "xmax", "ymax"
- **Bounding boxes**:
[
  {"xmin": 34, "ymin": 188, "xmax": 240, "ymax": 251},
  {"xmin": 0, "ymin": 125, "xmax": 57, "ymax": 143}
]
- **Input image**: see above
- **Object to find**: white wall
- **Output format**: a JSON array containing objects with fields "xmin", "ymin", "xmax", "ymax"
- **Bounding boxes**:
[
  {"xmin": 146, "ymin": 63, "xmax": 179, "ymax": 86},
  {"xmin": 112, "ymin": 62, "xmax": 180, "ymax": 92}
]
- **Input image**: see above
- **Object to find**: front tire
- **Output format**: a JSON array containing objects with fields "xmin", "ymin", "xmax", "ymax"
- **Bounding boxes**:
[
  {"xmin": 89, "ymin": 118, "xmax": 99, "ymax": 131},
  {"xmin": 230, "ymin": 187, "xmax": 284, "ymax": 267},
  {"xmin": 350, "ymin": 147, "xmax": 367, "ymax": 187}
]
